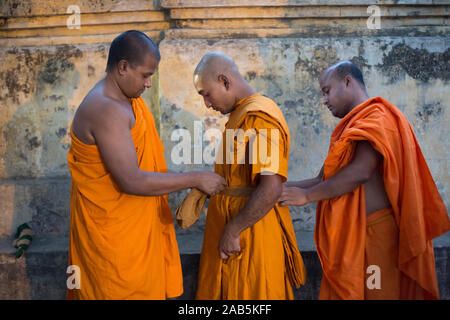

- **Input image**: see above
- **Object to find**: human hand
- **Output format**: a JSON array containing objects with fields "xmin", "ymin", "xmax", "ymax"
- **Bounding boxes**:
[
  {"xmin": 278, "ymin": 185, "xmax": 310, "ymax": 207},
  {"xmin": 194, "ymin": 171, "xmax": 226, "ymax": 196},
  {"xmin": 219, "ymin": 224, "xmax": 241, "ymax": 260}
]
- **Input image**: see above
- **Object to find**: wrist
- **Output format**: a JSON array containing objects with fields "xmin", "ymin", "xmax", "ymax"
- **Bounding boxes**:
[
  {"xmin": 188, "ymin": 172, "xmax": 200, "ymax": 188},
  {"xmin": 225, "ymin": 220, "xmax": 241, "ymax": 238},
  {"xmin": 304, "ymin": 188, "xmax": 313, "ymax": 203},
  {"xmin": 284, "ymin": 181, "xmax": 295, "ymax": 187}
]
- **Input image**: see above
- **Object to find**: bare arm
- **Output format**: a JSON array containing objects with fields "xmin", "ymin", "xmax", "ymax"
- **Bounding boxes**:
[
  {"xmin": 219, "ymin": 174, "xmax": 282, "ymax": 259},
  {"xmin": 284, "ymin": 166, "xmax": 324, "ymax": 189},
  {"xmin": 91, "ymin": 101, "xmax": 225, "ymax": 196},
  {"xmin": 279, "ymin": 141, "xmax": 380, "ymax": 206}
]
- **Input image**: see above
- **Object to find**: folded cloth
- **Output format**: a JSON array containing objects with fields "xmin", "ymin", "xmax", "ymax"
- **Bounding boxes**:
[
  {"xmin": 175, "ymin": 188, "xmax": 208, "ymax": 229},
  {"xmin": 274, "ymin": 205, "xmax": 306, "ymax": 288},
  {"xmin": 12, "ymin": 223, "xmax": 33, "ymax": 259}
]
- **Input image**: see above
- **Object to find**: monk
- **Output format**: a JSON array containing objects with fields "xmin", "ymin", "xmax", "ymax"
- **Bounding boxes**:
[
  {"xmin": 66, "ymin": 30, "xmax": 226, "ymax": 300},
  {"xmin": 279, "ymin": 61, "xmax": 449, "ymax": 300},
  {"xmin": 193, "ymin": 52, "xmax": 306, "ymax": 300}
]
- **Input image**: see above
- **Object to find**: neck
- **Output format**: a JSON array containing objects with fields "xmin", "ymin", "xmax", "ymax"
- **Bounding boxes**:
[
  {"xmin": 233, "ymin": 79, "xmax": 257, "ymax": 106},
  {"xmin": 348, "ymin": 87, "xmax": 370, "ymax": 113},
  {"xmin": 103, "ymin": 72, "xmax": 131, "ymax": 103}
]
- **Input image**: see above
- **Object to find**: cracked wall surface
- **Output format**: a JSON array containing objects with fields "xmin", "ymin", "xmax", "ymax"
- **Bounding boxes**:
[
  {"xmin": 0, "ymin": 1, "xmax": 448, "ymax": 239},
  {"xmin": 159, "ymin": 37, "xmax": 449, "ymax": 233}
]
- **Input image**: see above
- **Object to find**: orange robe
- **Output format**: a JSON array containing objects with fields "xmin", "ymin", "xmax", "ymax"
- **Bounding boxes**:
[
  {"xmin": 196, "ymin": 94, "xmax": 306, "ymax": 300},
  {"xmin": 66, "ymin": 97, "xmax": 183, "ymax": 299},
  {"xmin": 316, "ymin": 97, "xmax": 449, "ymax": 300}
]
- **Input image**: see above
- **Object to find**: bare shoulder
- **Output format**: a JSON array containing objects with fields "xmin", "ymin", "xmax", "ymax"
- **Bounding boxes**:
[{"xmin": 72, "ymin": 87, "xmax": 134, "ymax": 145}]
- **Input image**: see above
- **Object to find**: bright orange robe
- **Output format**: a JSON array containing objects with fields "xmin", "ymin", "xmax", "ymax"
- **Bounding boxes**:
[
  {"xmin": 196, "ymin": 94, "xmax": 306, "ymax": 300},
  {"xmin": 66, "ymin": 97, "xmax": 183, "ymax": 300},
  {"xmin": 316, "ymin": 97, "xmax": 449, "ymax": 300}
]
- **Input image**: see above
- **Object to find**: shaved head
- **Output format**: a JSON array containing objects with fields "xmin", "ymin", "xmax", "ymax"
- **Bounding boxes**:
[
  {"xmin": 319, "ymin": 60, "xmax": 369, "ymax": 118},
  {"xmin": 321, "ymin": 60, "xmax": 365, "ymax": 88},
  {"xmin": 106, "ymin": 30, "xmax": 160, "ymax": 73},
  {"xmin": 194, "ymin": 52, "xmax": 239, "ymax": 83},
  {"xmin": 193, "ymin": 52, "xmax": 255, "ymax": 115}
]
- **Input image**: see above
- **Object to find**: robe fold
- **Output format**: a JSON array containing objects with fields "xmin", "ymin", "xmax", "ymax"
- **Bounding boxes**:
[
  {"xmin": 196, "ymin": 94, "xmax": 306, "ymax": 300},
  {"xmin": 316, "ymin": 97, "xmax": 449, "ymax": 300},
  {"xmin": 66, "ymin": 97, "xmax": 183, "ymax": 300}
]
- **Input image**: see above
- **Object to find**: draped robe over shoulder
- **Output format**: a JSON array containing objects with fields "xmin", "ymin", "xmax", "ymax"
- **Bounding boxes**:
[
  {"xmin": 316, "ymin": 97, "xmax": 449, "ymax": 300},
  {"xmin": 67, "ymin": 97, "xmax": 183, "ymax": 300}
]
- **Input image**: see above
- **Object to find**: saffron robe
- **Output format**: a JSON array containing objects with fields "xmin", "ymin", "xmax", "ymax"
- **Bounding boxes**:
[
  {"xmin": 196, "ymin": 94, "xmax": 306, "ymax": 300},
  {"xmin": 316, "ymin": 97, "xmax": 449, "ymax": 300},
  {"xmin": 66, "ymin": 97, "xmax": 183, "ymax": 299}
]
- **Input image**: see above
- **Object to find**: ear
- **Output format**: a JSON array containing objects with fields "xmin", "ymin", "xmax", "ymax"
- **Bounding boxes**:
[
  {"xmin": 117, "ymin": 59, "xmax": 128, "ymax": 76},
  {"xmin": 344, "ymin": 75, "xmax": 352, "ymax": 87},
  {"xmin": 218, "ymin": 74, "xmax": 230, "ymax": 90}
]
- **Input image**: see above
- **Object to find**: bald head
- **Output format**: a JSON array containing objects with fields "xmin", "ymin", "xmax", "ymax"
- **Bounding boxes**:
[
  {"xmin": 106, "ymin": 30, "xmax": 160, "ymax": 73},
  {"xmin": 193, "ymin": 52, "xmax": 256, "ymax": 115},
  {"xmin": 194, "ymin": 52, "xmax": 240, "ymax": 82},
  {"xmin": 319, "ymin": 60, "xmax": 369, "ymax": 118},
  {"xmin": 321, "ymin": 60, "xmax": 366, "ymax": 88}
]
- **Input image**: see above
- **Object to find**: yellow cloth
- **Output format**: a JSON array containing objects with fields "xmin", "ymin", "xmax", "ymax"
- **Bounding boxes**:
[
  {"xmin": 196, "ymin": 94, "xmax": 306, "ymax": 300},
  {"xmin": 66, "ymin": 97, "xmax": 183, "ymax": 299},
  {"xmin": 175, "ymin": 188, "xmax": 208, "ymax": 229}
]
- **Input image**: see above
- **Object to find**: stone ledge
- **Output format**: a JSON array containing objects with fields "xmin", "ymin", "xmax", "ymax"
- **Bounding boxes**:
[
  {"xmin": 168, "ymin": 6, "xmax": 449, "ymax": 20},
  {"xmin": 0, "ymin": 0, "xmax": 160, "ymax": 18},
  {"xmin": 164, "ymin": 26, "xmax": 450, "ymax": 40},
  {"xmin": 0, "ymin": 231, "xmax": 448, "ymax": 299},
  {"xmin": 1, "ymin": 11, "xmax": 166, "ymax": 30},
  {"xmin": 161, "ymin": 0, "xmax": 448, "ymax": 8},
  {"xmin": 176, "ymin": 231, "xmax": 317, "ymax": 254},
  {"xmin": 0, "ymin": 30, "xmax": 165, "ymax": 47}
]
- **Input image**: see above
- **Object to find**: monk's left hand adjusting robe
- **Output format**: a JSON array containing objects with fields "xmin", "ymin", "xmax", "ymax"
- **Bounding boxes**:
[{"xmin": 66, "ymin": 97, "xmax": 183, "ymax": 300}]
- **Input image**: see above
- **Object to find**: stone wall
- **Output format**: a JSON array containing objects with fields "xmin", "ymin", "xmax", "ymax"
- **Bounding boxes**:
[{"xmin": 0, "ymin": 0, "xmax": 448, "ymax": 240}]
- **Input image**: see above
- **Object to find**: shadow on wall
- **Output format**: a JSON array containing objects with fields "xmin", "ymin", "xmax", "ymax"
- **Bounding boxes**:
[{"xmin": 3, "ymin": 46, "xmax": 81, "ymax": 299}]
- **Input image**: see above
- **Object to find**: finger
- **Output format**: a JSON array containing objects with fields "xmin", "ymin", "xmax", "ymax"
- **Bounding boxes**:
[
  {"xmin": 220, "ymin": 250, "xmax": 229, "ymax": 259},
  {"xmin": 278, "ymin": 200, "xmax": 288, "ymax": 207}
]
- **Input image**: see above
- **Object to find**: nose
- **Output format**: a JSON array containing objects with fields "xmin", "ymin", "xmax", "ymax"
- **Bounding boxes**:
[
  {"xmin": 323, "ymin": 95, "xmax": 329, "ymax": 106},
  {"xmin": 204, "ymin": 97, "xmax": 212, "ymax": 108},
  {"xmin": 144, "ymin": 78, "xmax": 152, "ymax": 88}
]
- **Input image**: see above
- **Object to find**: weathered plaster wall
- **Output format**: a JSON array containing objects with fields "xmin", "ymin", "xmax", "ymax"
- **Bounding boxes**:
[
  {"xmin": 0, "ymin": 0, "xmax": 448, "ymax": 240},
  {"xmin": 159, "ymin": 37, "xmax": 450, "ymax": 233},
  {"xmin": 0, "ymin": 43, "xmax": 163, "ymax": 238}
]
